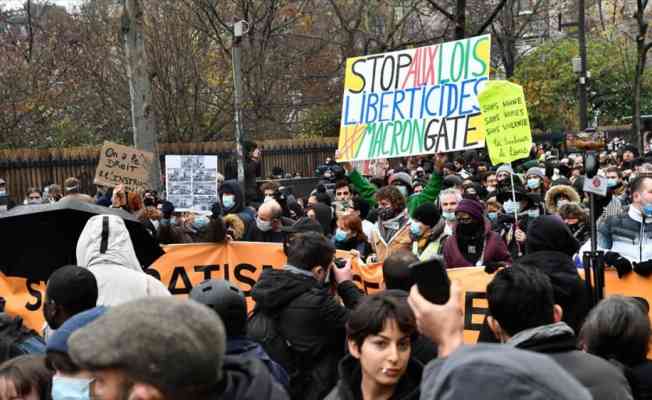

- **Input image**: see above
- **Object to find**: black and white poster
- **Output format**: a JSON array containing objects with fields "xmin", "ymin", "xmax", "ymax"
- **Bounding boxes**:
[{"xmin": 165, "ymin": 155, "xmax": 218, "ymax": 212}]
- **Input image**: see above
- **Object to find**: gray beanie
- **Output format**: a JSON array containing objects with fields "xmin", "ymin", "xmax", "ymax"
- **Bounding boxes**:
[
  {"xmin": 526, "ymin": 167, "xmax": 545, "ymax": 178},
  {"xmin": 496, "ymin": 164, "xmax": 514, "ymax": 176},
  {"xmin": 389, "ymin": 171, "xmax": 412, "ymax": 187},
  {"xmin": 68, "ymin": 297, "xmax": 226, "ymax": 394}
]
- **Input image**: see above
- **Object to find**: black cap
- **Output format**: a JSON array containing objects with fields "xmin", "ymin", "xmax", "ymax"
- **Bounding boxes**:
[{"xmin": 279, "ymin": 217, "xmax": 324, "ymax": 234}]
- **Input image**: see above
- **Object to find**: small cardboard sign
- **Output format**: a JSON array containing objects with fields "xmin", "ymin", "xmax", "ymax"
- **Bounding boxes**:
[
  {"xmin": 583, "ymin": 175, "xmax": 608, "ymax": 197},
  {"xmin": 94, "ymin": 142, "xmax": 154, "ymax": 192}
]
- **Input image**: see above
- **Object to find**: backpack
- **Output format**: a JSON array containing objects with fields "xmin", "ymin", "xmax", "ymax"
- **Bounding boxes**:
[{"xmin": 247, "ymin": 307, "xmax": 309, "ymax": 399}]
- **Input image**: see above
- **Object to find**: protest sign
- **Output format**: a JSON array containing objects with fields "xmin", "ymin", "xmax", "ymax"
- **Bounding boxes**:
[
  {"xmin": 337, "ymin": 34, "xmax": 491, "ymax": 162},
  {"xmin": 94, "ymin": 142, "xmax": 154, "ymax": 192},
  {"xmin": 165, "ymin": 155, "xmax": 219, "ymax": 213},
  {"xmin": 477, "ymin": 81, "xmax": 532, "ymax": 165},
  {"xmin": 7, "ymin": 240, "xmax": 652, "ymax": 356}
]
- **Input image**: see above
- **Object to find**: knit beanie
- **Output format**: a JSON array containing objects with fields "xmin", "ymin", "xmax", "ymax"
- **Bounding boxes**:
[
  {"xmin": 389, "ymin": 171, "xmax": 412, "ymax": 187},
  {"xmin": 412, "ymin": 203, "xmax": 440, "ymax": 228},
  {"xmin": 455, "ymin": 199, "xmax": 484, "ymax": 222}
]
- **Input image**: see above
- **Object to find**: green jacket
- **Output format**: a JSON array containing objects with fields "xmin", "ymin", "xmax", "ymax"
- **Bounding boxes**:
[{"xmin": 348, "ymin": 169, "xmax": 443, "ymax": 217}]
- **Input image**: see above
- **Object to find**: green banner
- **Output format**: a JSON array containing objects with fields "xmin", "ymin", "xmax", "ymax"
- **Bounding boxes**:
[{"xmin": 478, "ymin": 81, "xmax": 532, "ymax": 165}]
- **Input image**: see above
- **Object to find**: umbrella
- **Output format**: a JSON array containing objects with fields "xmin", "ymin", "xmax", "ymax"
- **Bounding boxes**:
[{"xmin": 0, "ymin": 198, "xmax": 164, "ymax": 281}]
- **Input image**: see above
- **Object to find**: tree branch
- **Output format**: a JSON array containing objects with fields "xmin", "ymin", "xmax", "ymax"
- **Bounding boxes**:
[{"xmin": 426, "ymin": 0, "xmax": 455, "ymax": 22}]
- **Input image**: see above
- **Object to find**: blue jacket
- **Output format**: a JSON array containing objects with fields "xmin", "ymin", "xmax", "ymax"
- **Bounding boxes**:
[{"xmin": 227, "ymin": 337, "xmax": 289, "ymax": 388}]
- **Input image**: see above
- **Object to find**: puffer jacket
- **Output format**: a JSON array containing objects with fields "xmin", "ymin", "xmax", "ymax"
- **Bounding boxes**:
[
  {"xmin": 249, "ymin": 267, "xmax": 362, "ymax": 400},
  {"xmin": 544, "ymin": 185, "xmax": 581, "ymax": 214},
  {"xmin": 598, "ymin": 206, "xmax": 652, "ymax": 263},
  {"xmin": 508, "ymin": 322, "xmax": 634, "ymax": 400},
  {"xmin": 324, "ymin": 354, "xmax": 422, "ymax": 400},
  {"xmin": 76, "ymin": 215, "xmax": 170, "ymax": 306}
]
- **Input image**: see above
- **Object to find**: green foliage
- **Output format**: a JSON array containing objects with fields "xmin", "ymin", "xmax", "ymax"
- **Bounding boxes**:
[{"xmin": 514, "ymin": 34, "xmax": 652, "ymax": 131}]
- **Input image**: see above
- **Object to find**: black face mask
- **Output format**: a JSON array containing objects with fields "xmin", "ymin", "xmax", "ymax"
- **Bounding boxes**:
[
  {"xmin": 458, "ymin": 221, "xmax": 482, "ymax": 236},
  {"xmin": 378, "ymin": 207, "xmax": 397, "ymax": 221}
]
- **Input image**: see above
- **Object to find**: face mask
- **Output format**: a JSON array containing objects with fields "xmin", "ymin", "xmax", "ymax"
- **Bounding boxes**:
[
  {"xmin": 0, "ymin": 190, "xmax": 6, "ymax": 197},
  {"xmin": 28, "ymin": 198, "xmax": 41, "ymax": 205},
  {"xmin": 458, "ymin": 221, "xmax": 481, "ymax": 236},
  {"xmin": 264, "ymin": 195, "xmax": 274, "ymax": 203},
  {"xmin": 396, "ymin": 185, "xmax": 408, "ymax": 197},
  {"xmin": 192, "ymin": 216, "xmax": 209, "ymax": 231},
  {"xmin": 334, "ymin": 228, "xmax": 349, "ymax": 242},
  {"xmin": 643, "ymin": 203, "xmax": 652, "ymax": 218},
  {"xmin": 410, "ymin": 221, "xmax": 422, "ymax": 239},
  {"xmin": 377, "ymin": 207, "xmax": 397, "ymax": 221},
  {"xmin": 527, "ymin": 209, "xmax": 540, "ymax": 219},
  {"xmin": 557, "ymin": 199, "xmax": 569, "ymax": 208},
  {"xmin": 527, "ymin": 178, "xmax": 541, "ymax": 190},
  {"xmin": 503, "ymin": 200, "xmax": 520, "ymax": 214},
  {"xmin": 442, "ymin": 211, "xmax": 456, "ymax": 221},
  {"xmin": 222, "ymin": 194, "xmax": 235, "ymax": 210},
  {"xmin": 52, "ymin": 376, "xmax": 92, "ymax": 400},
  {"xmin": 607, "ymin": 178, "xmax": 618, "ymax": 188},
  {"xmin": 487, "ymin": 212, "xmax": 498, "ymax": 221},
  {"xmin": 256, "ymin": 217, "xmax": 273, "ymax": 232},
  {"xmin": 486, "ymin": 186, "xmax": 496, "ymax": 193}
]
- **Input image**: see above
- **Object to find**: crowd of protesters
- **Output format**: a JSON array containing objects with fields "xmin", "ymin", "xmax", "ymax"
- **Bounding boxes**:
[{"xmin": 0, "ymin": 141, "xmax": 651, "ymax": 399}]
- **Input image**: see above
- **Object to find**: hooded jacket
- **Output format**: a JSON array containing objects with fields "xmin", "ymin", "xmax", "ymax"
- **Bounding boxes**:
[
  {"xmin": 218, "ymin": 355, "xmax": 289, "ymax": 400},
  {"xmin": 249, "ymin": 268, "xmax": 362, "ymax": 400},
  {"xmin": 324, "ymin": 354, "xmax": 422, "ymax": 400},
  {"xmin": 443, "ymin": 220, "xmax": 512, "ymax": 268},
  {"xmin": 526, "ymin": 215, "xmax": 580, "ymax": 257},
  {"xmin": 544, "ymin": 184, "xmax": 581, "ymax": 215},
  {"xmin": 76, "ymin": 215, "xmax": 170, "ymax": 306},
  {"xmin": 227, "ymin": 337, "xmax": 289, "ymax": 388},
  {"xmin": 220, "ymin": 180, "xmax": 256, "ymax": 240},
  {"xmin": 508, "ymin": 322, "xmax": 634, "ymax": 400},
  {"xmin": 420, "ymin": 344, "xmax": 593, "ymax": 400}
]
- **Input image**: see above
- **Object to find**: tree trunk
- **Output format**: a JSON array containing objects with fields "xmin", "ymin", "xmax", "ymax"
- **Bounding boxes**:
[
  {"xmin": 634, "ymin": 45, "xmax": 645, "ymax": 154},
  {"xmin": 455, "ymin": 0, "xmax": 466, "ymax": 39},
  {"xmin": 122, "ymin": 0, "xmax": 161, "ymax": 191}
]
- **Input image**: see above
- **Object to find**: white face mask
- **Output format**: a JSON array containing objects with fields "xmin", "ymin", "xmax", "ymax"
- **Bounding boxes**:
[
  {"xmin": 256, "ymin": 217, "xmax": 273, "ymax": 232},
  {"xmin": 264, "ymin": 195, "xmax": 274, "ymax": 203},
  {"xmin": 0, "ymin": 190, "xmax": 6, "ymax": 196}
]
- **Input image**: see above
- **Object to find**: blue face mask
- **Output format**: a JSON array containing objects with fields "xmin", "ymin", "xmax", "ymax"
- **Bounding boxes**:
[
  {"xmin": 643, "ymin": 203, "xmax": 652, "ymax": 217},
  {"xmin": 527, "ymin": 209, "xmax": 540, "ymax": 219},
  {"xmin": 487, "ymin": 212, "xmax": 498, "ymax": 221},
  {"xmin": 527, "ymin": 178, "xmax": 541, "ymax": 190},
  {"xmin": 503, "ymin": 200, "xmax": 520, "ymax": 214},
  {"xmin": 410, "ymin": 221, "xmax": 422, "ymax": 239},
  {"xmin": 52, "ymin": 376, "xmax": 93, "ymax": 400},
  {"xmin": 222, "ymin": 194, "xmax": 235, "ymax": 210},
  {"xmin": 334, "ymin": 228, "xmax": 349, "ymax": 242},
  {"xmin": 192, "ymin": 215, "xmax": 209, "ymax": 231},
  {"xmin": 607, "ymin": 178, "xmax": 618, "ymax": 188}
]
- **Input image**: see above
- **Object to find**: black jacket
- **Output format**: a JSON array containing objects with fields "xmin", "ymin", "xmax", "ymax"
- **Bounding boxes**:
[
  {"xmin": 324, "ymin": 355, "xmax": 422, "ymax": 400},
  {"xmin": 510, "ymin": 322, "xmax": 633, "ymax": 400},
  {"xmin": 218, "ymin": 355, "xmax": 289, "ymax": 400},
  {"xmin": 220, "ymin": 180, "xmax": 256, "ymax": 240},
  {"xmin": 629, "ymin": 360, "xmax": 652, "ymax": 400},
  {"xmin": 249, "ymin": 268, "xmax": 363, "ymax": 400}
]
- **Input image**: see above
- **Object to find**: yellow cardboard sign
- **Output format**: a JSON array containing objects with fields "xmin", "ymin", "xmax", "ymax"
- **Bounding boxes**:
[{"xmin": 478, "ymin": 81, "xmax": 532, "ymax": 165}]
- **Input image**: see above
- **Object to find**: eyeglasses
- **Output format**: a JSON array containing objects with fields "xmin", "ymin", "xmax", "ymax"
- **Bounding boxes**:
[{"xmin": 336, "ymin": 191, "xmax": 349, "ymax": 196}]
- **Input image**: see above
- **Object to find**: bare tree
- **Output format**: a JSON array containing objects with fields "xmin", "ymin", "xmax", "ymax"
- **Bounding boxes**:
[{"xmin": 633, "ymin": 0, "xmax": 652, "ymax": 153}]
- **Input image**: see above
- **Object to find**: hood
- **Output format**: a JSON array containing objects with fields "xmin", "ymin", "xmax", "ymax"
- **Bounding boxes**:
[
  {"xmin": 76, "ymin": 214, "xmax": 142, "ymax": 272},
  {"xmin": 332, "ymin": 354, "xmax": 422, "ymax": 400},
  {"xmin": 517, "ymin": 251, "xmax": 591, "ymax": 333},
  {"xmin": 421, "ymin": 344, "xmax": 592, "ymax": 400},
  {"xmin": 544, "ymin": 185, "xmax": 581, "ymax": 214},
  {"xmin": 251, "ymin": 269, "xmax": 317, "ymax": 312},
  {"xmin": 218, "ymin": 356, "xmax": 289, "ymax": 400},
  {"xmin": 507, "ymin": 322, "xmax": 576, "ymax": 350},
  {"xmin": 525, "ymin": 215, "xmax": 579, "ymax": 256},
  {"xmin": 220, "ymin": 180, "xmax": 245, "ymax": 214}
]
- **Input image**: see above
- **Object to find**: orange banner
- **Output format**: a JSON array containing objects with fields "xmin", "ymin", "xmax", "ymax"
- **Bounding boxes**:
[{"xmin": 5, "ymin": 242, "xmax": 652, "ymax": 347}]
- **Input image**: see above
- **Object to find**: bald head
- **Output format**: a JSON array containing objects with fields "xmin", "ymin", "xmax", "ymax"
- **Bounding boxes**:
[{"xmin": 258, "ymin": 199, "xmax": 282, "ymax": 222}]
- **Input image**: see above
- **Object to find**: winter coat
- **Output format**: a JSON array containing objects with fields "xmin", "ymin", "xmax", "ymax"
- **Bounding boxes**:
[
  {"xmin": 492, "ymin": 212, "xmax": 532, "ymax": 259},
  {"xmin": 628, "ymin": 360, "xmax": 652, "ymax": 400},
  {"xmin": 324, "ymin": 355, "xmax": 422, "ymax": 400},
  {"xmin": 371, "ymin": 214, "xmax": 412, "ymax": 264},
  {"xmin": 249, "ymin": 217, "xmax": 294, "ymax": 243},
  {"xmin": 508, "ymin": 322, "xmax": 634, "ymax": 400},
  {"xmin": 412, "ymin": 221, "xmax": 447, "ymax": 261},
  {"xmin": 249, "ymin": 268, "xmax": 363, "ymax": 400},
  {"xmin": 76, "ymin": 215, "xmax": 170, "ymax": 306},
  {"xmin": 443, "ymin": 220, "xmax": 512, "ymax": 268},
  {"xmin": 347, "ymin": 170, "xmax": 442, "ymax": 217},
  {"xmin": 544, "ymin": 185, "xmax": 581, "ymax": 214},
  {"xmin": 227, "ymin": 337, "xmax": 289, "ymax": 388},
  {"xmin": 218, "ymin": 355, "xmax": 289, "ymax": 400},
  {"xmin": 420, "ymin": 344, "xmax": 593, "ymax": 400},
  {"xmin": 598, "ymin": 206, "xmax": 652, "ymax": 263}
]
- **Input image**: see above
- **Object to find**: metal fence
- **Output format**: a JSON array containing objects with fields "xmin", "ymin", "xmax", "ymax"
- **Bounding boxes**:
[{"xmin": 0, "ymin": 138, "xmax": 337, "ymax": 202}]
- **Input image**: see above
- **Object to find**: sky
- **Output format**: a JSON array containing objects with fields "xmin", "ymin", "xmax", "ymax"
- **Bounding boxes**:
[{"xmin": 2, "ymin": 0, "xmax": 86, "ymax": 11}]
